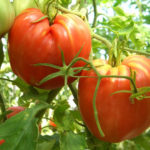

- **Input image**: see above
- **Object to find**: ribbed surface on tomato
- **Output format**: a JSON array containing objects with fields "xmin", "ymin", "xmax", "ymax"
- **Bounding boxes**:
[
  {"xmin": 78, "ymin": 55, "xmax": 150, "ymax": 143},
  {"xmin": 8, "ymin": 8, "xmax": 91, "ymax": 90}
]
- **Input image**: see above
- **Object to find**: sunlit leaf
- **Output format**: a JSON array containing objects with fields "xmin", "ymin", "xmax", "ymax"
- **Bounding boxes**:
[{"xmin": 60, "ymin": 131, "xmax": 87, "ymax": 150}]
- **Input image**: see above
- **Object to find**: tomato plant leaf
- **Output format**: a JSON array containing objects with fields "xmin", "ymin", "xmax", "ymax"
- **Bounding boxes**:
[
  {"xmin": 53, "ymin": 99, "xmax": 70, "ymax": 131},
  {"xmin": 113, "ymin": 6, "xmax": 126, "ymax": 16},
  {"xmin": 60, "ymin": 131, "xmax": 87, "ymax": 150},
  {"xmin": 133, "ymin": 133, "xmax": 150, "ymax": 150},
  {"xmin": 37, "ymin": 134, "xmax": 60, "ymax": 150},
  {"xmin": 39, "ymin": 71, "xmax": 64, "ymax": 85},
  {"xmin": 0, "ymin": 103, "xmax": 47, "ymax": 150},
  {"xmin": 34, "ymin": 63, "xmax": 61, "ymax": 69},
  {"xmin": 118, "ymin": 21, "xmax": 134, "ymax": 35}
]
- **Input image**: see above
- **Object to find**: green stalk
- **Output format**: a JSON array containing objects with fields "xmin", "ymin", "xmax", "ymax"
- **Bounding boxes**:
[
  {"xmin": 0, "ymin": 93, "xmax": 6, "ymax": 121},
  {"xmin": 55, "ymin": 4, "xmax": 84, "ymax": 19},
  {"xmin": 92, "ymin": 33, "xmax": 112, "ymax": 50},
  {"xmin": 37, "ymin": 88, "xmax": 61, "ymax": 123},
  {"xmin": 92, "ymin": 0, "xmax": 98, "ymax": 27},
  {"xmin": 124, "ymin": 48, "xmax": 150, "ymax": 56},
  {"xmin": 93, "ymin": 77, "xmax": 105, "ymax": 137},
  {"xmin": 68, "ymin": 83, "xmax": 78, "ymax": 106}
]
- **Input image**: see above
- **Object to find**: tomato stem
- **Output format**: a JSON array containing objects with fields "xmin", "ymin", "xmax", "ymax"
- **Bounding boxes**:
[
  {"xmin": 124, "ymin": 48, "xmax": 150, "ymax": 56},
  {"xmin": 92, "ymin": 33, "xmax": 112, "ymax": 50},
  {"xmin": 68, "ymin": 83, "xmax": 78, "ymax": 106},
  {"xmin": 55, "ymin": 4, "xmax": 85, "ymax": 19},
  {"xmin": 36, "ymin": 88, "xmax": 61, "ymax": 123},
  {"xmin": 93, "ymin": 77, "xmax": 105, "ymax": 137},
  {"xmin": 0, "ymin": 93, "xmax": 7, "ymax": 121},
  {"xmin": 108, "ymin": 47, "xmax": 114, "ymax": 66},
  {"xmin": 92, "ymin": 33, "xmax": 150, "ymax": 57}
]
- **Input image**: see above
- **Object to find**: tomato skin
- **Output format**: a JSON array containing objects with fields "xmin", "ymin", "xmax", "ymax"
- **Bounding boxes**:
[
  {"xmin": 78, "ymin": 55, "xmax": 150, "ymax": 143},
  {"xmin": 0, "ymin": 139, "xmax": 5, "ymax": 145},
  {"xmin": 8, "ymin": 8, "xmax": 91, "ymax": 90},
  {"xmin": 7, "ymin": 106, "xmax": 25, "ymax": 119},
  {"xmin": 0, "ymin": 0, "xmax": 15, "ymax": 37},
  {"xmin": 49, "ymin": 120, "xmax": 56, "ymax": 128}
]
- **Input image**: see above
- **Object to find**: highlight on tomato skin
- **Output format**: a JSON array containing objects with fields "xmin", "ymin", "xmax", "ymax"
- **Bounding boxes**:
[
  {"xmin": 78, "ymin": 55, "xmax": 150, "ymax": 143},
  {"xmin": 0, "ymin": 139, "xmax": 5, "ymax": 145}
]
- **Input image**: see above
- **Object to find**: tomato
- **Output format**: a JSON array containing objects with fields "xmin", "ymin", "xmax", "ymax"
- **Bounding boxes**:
[
  {"xmin": 13, "ymin": 0, "xmax": 37, "ymax": 16},
  {"xmin": 78, "ymin": 55, "xmax": 150, "ymax": 143},
  {"xmin": 0, "ymin": 139, "xmax": 5, "ymax": 145},
  {"xmin": 8, "ymin": 8, "xmax": 91, "ymax": 90},
  {"xmin": 49, "ymin": 120, "xmax": 56, "ymax": 128},
  {"xmin": 0, "ymin": 0, "xmax": 15, "ymax": 37},
  {"xmin": 7, "ymin": 106, "xmax": 25, "ymax": 119}
]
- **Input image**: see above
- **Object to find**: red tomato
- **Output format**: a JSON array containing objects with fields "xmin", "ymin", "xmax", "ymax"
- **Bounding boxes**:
[
  {"xmin": 78, "ymin": 55, "xmax": 150, "ymax": 143},
  {"xmin": 8, "ymin": 8, "xmax": 91, "ymax": 90},
  {"xmin": 0, "ymin": 139, "xmax": 5, "ymax": 145},
  {"xmin": 7, "ymin": 106, "xmax": 25, "ymax": 119},
  {"xmin": 49, "ymin": 120, "xmax": 56, "ymax": 128}
]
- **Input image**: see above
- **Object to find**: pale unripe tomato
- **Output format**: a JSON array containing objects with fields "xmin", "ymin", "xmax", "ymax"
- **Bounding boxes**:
[
  {"xmin": 0, "ymin": 0, "xmax": 15, "ymax": 37},
  {"xmin": 13, "ymin": 0, "xmax": 37, "ymax": 16}
]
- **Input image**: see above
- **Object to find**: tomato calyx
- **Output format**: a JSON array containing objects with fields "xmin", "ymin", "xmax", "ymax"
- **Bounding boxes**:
[{"xmin": 37, "ymin": 1, "xmax": 86, "ymax": 24}]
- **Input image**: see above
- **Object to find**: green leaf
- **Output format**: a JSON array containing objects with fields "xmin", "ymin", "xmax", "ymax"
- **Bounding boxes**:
[
  {"xmin": 60, "ymin": 131, "xmax": 87, "ymax": 150},
  {"xmin": 118, "ymin": 21, "xmax": 134, "ymax": 35},
  {"xmin": 59, "ymin": 0, "xmax": 72, "ymax": 8},
  {"xmin": 13, "ymin": 77, "xmax": 30, "ymax": 92},
  {"xmin": 37, "ymin": 134, "xmax": 60, "ymax": 150},
  {"xmin": 0, "ymin": 103, "xmax": 47, "ymax": 150},
  {"xmin": 34, "ymin": 63, "xmax": 61, "ymax": 69},
  {"xmin": 113, "ymin": 6, "xmax": 126, "ymax": 16},
  {"xmin": 133, "ymin": 133, "xmax": 150, "ymax": 150},
  {"xmin": 53, "ymin": 100, "xmax": 70, "ymax": 131},
  {"xmin": 39, "ymin": 71, "xmax": 64, "ymax": 85}
]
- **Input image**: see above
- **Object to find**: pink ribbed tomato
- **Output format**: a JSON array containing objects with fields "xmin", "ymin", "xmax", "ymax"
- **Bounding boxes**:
[
  {"xmin": 8, "ymin": 8, "xmax": 91, "ymax": 90},
  {"xmin": 78, "ymin": 55, "xmax": 150, "ymax": 143}
]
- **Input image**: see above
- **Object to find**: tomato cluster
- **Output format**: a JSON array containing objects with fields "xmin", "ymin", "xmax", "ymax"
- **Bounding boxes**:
[{"xmin": 2, "ymin": 0, "xmax": 150, "ymax": 144}]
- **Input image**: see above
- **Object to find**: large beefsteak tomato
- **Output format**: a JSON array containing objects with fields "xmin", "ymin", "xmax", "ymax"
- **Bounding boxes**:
[
  {"xmin": 8, "ymin": 8, "xmax": 91, "ymax": 90},
  {"xmin": 78, "ymin": 55, "xmax": 150, "ymax": 143},
  {"xmin": 0, "ymin": 0, "xmax": 15, "ymax": 37}
]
